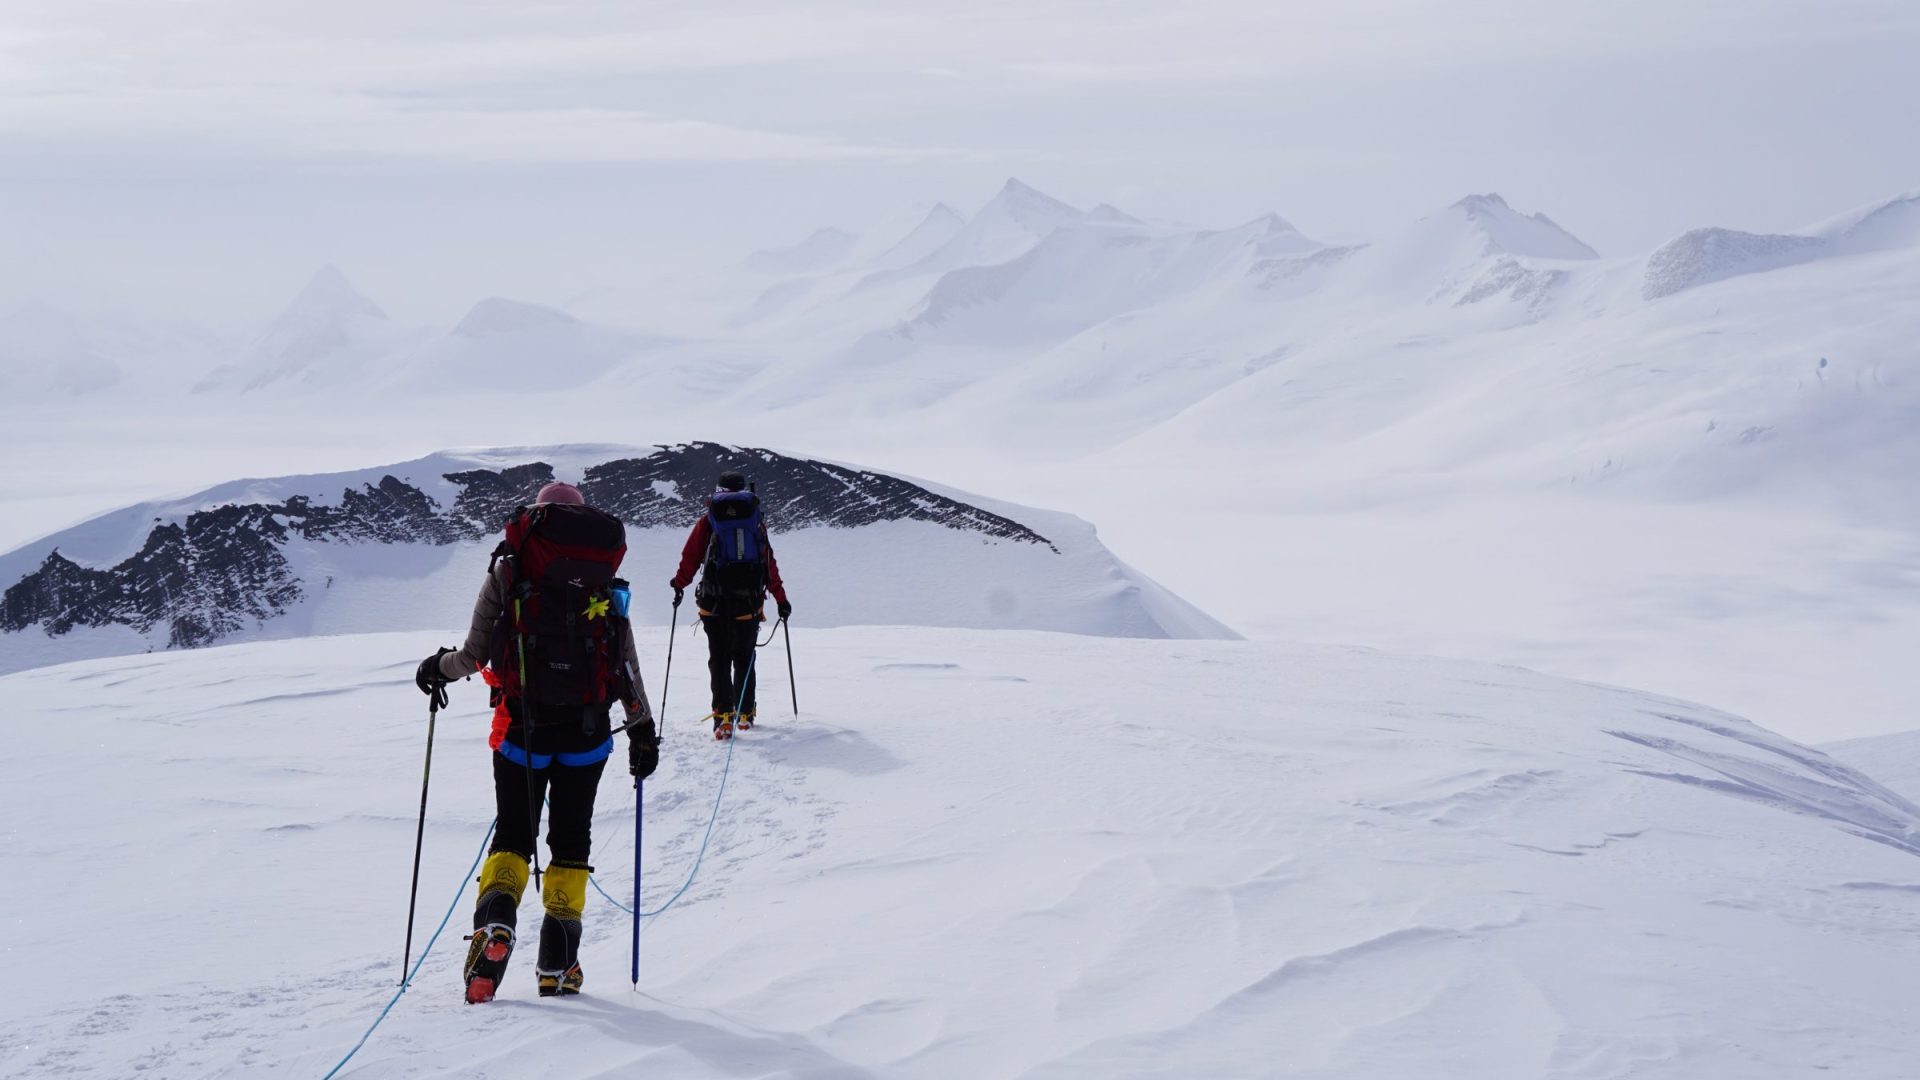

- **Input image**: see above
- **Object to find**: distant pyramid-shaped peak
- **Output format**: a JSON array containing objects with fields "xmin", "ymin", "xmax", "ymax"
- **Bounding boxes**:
[
  {"xmin": 923, "ymin": 202, "xmax": 966, "ymax": 227},
  {"xmin": 1452, "ymin": 193, "xmax": 1513, "ymax": 215},
  {"xmin": 280, "ymin": 265, "xmax": 388, "ymax": 323},
  {"xmin": 1245, "ymin": 212, "xmax": 1302, "ymax": 235},
  {"xmin": 982, "ymin": 178, "xmax": 1083, "ymax": 227}
]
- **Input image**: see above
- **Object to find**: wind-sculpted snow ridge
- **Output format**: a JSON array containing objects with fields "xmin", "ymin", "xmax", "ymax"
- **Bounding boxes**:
[
  {"xmin": 0, "ymin": 442, "xmax": 1228, "ymax": 672},
  {"xmin": 1643, "ymin": 191, "xmax": 1920, "ymax": 299},
  {"xmin": 1642, "ymin": 228, "xmax": 1830, "ymax": 299},
  {"xmin": 10, "ymin": 629, "xmax": 1920, "ymax": 1078},
  {"xmin": 1608, "ymin": 711, "xmax": 1920, "ymax": 856}
]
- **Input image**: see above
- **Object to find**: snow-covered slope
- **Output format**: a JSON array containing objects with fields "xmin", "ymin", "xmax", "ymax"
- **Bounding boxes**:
[
  {"xmin": 0, "ymin": 442, "xmax": 1231, "ymax": 674},
  {"xmin": 8, "ymin": 628, "xmax": 1920, "ymax": 1077},
  {"xmin": 1107, "ymin": 201, "xmax": 1920, "ymax": 515}
]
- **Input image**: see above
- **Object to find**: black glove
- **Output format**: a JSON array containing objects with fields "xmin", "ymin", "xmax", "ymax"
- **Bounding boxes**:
[
  {"xmin": 671, "ymin": 583, "xmax": 684, "ymax": 608},
  {"xmin": 415, "ymin": 647, "xmax": 454, "ymax": 708},
  {"xmin": 629, "ymin": 735, "xmax": 661, "ymax": 780},
  {"xmin": 777, "ymin": 599, "xmax": 792, "ymax": 620}
]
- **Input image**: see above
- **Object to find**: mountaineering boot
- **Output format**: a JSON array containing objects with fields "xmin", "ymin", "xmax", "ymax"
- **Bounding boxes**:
[
  {"xmin": 736, "ymin": 708, "xmax": 756, "ymax": 731},
  {"xmin": 536, "ymin": 864, "xmax": 589, "ymax": 997},
  {"xmin": 536, "ymin": 954, "xmax": 584, "ymax": 997},
  {"xmin": 464, "ymin": 851, "xmax": 530, "ymax": 1004},
  {"xmin": 712, "ymin": 711, "xmax": 735, "ymax": 741}
]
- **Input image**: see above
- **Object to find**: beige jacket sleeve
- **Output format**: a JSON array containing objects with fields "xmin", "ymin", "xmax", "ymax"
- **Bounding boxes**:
[{"xmin": 437, "ymin": 564, "xmax": 505, "ymax": 682}]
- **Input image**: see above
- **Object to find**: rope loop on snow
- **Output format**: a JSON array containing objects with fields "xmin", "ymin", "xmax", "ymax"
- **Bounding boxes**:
[
  {"xmin": 590, "ymin": 646, "xmax": 754, "ymax": 918},
  {"xmin": 321, "ymin": 820, "xmax": 496, "ymax": 1079},
  {"xmin": 591, "ymin": 729, "xmax": 735, "ymax": 918}
]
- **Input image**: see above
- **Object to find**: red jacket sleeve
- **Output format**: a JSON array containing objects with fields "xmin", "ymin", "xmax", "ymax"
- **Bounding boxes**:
[
  {"xmin": 671, "ymin": 517, "xmax": 711, "ymax": 589},
  {"xmin": 763, "ymin": 525, "xmax": 788, "ymax": 606}
]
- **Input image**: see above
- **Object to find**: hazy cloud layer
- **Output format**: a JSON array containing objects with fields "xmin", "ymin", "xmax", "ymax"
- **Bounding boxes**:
[{"xmin": 2, "ymin": 0, "xmax": 1917, "ymax": 327}]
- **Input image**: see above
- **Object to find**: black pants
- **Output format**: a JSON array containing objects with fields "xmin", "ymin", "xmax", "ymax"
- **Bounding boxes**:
[
  {"xmin": 490, "ymin": 751, "xmax": 606, "ymax": 867},
  {"xmin": 703, "ymin": 615, "xmax": 760, "ymax": 714}
]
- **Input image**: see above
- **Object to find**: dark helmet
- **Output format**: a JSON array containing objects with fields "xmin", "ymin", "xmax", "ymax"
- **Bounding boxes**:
[{"xmin": 717, "ymin": 470, "xmax": 748, "ymax": 492}]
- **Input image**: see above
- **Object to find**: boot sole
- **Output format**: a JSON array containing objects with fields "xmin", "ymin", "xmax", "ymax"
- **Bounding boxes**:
[{"xmin": 463, "ymin": 927, "xmax": 514, "ymax": 1005}]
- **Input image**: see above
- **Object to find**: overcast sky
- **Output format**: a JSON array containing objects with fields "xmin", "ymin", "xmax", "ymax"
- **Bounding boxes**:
[{"xmin": 3, "ymin": 0, "xmax": 1917, "ymax": 330}]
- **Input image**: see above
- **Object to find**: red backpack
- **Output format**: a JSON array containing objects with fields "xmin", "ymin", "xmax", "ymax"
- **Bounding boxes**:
[{"xmin": 486, "ymin": 502, "xmax": 630, "ymax": 711}]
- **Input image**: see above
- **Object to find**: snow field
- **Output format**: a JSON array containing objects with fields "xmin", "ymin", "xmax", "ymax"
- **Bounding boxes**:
[{"xmin": 7, "ymin": 627, "xmax": 1920, "ymax": 1077}]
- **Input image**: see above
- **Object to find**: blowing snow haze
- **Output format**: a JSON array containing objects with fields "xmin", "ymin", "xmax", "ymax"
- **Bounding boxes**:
[{"xmin": 5, "ymin": 3, "xmax": 1920, "ymax": 1077}]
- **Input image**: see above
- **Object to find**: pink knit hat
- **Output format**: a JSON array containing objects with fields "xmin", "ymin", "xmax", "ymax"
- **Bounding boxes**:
[{"xmin": 535, "ymin": 482, "xmax": 585, "ymax": 506}]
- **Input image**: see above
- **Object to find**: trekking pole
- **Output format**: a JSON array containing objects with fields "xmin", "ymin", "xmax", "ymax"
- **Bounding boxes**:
[
  {"xmin": 514, "ymin": 597, "xmax": 544, "ymax": 890},
  {"xmin": 632, "ymin": 600, "xmax": 677, "ymax": 987},
  {"xmin": 661, "ymin": 601, "xmax": 680, "ymax": 741},
  {"xmin": 782, "ymin": 617, "xmax": 798, "ymax": 715},
  {"xmin": 402, "ymin": 691, "xmax": 443, "ymax": 982},
  {"xmin": 631, "ymin": 775, "xmax": 644, "ymax": 988}
]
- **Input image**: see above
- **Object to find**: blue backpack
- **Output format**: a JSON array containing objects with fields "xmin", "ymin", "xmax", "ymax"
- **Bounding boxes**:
[{"xmin": 699, "ymin": 490, "xmax": 768, "ymax": 606}]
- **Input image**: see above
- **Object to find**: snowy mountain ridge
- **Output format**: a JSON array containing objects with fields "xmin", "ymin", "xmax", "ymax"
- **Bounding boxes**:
[{"xmin": 0, "ymin": 442, "xmax": 1232, "ymax": 674}]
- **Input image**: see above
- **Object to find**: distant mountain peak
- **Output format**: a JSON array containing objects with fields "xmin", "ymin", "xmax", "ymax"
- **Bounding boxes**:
[
  {"xmin": 1088, "ymin": 204, "xmax": 1144, "ymax": 225},
  {"xmin": 1444, "ymin": 194, "xmax": 1597, "ymax": 260},
  {"xmin": 1452, "ymin": 193, "xmax": 1512, "ymax": 214},
  {"xmin": 1247, "ymin": 212, "xmax": 1301, "ymax": 235},
  {"xmin": 452, "ymin": 297, "xmax": 579, "ymax": 337},
  {"xmin": 986, "ymin": 178, "xmax": 1082, "ymax": 223},
  {"xmin": 281, "ymin": 265, "xmax": 388, "ymax": 323}
]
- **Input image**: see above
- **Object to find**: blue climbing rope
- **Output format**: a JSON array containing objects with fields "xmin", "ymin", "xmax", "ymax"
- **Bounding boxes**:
[
  {"xmin": 590, "ymin": 730, "xmax": 736, "ymax": 918},
  {"xmin": 322, "ymin": 819, "xmax": 496, "ymax": 1080}
]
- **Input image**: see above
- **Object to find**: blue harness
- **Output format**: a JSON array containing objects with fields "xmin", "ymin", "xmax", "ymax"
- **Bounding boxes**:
[{"xmin": 496, "ymin": 737, "xmax": 613, "ymax": 769}]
